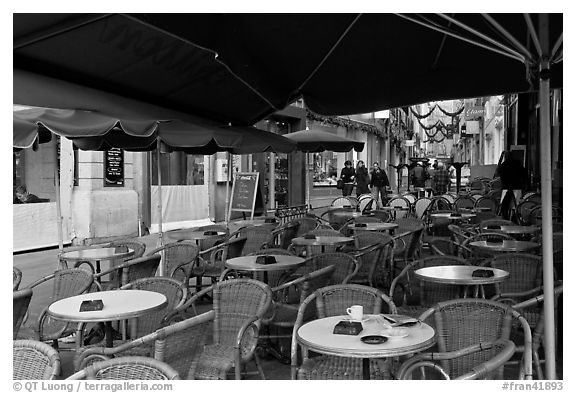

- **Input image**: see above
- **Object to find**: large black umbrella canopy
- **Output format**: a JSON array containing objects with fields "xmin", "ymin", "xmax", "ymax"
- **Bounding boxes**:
[
  {"xmin": 284, "ymin": 128, "xmax": 364, "ymax": 153},
  {"xmin": 13, "ymin": 108, "xmax": 296, "ymax": 154},
  {"xmin": 14, "ymin": 14, "xmax": 562, "ymax": 124}
]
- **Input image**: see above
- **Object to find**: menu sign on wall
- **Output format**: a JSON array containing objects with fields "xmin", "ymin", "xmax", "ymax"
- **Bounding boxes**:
[{"xmin": 104, "ymin": 148, "xmax": 124, "ymax": 187}]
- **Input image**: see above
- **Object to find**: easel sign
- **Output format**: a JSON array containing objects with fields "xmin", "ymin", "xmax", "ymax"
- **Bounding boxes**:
[{"xmin": 228, "ymin": 172, "xmax": 259, "ymax": 221}]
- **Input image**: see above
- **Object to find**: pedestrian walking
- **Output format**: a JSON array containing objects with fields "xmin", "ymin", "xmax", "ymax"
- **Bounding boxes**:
[
  {"xmin": 497, "ymin": 151, "xmax": 528, "ymax": 221},
  {"xmin": 355, "ymin": 160, "xmax": 370, "ymax": 197},
  {"xmin": 369, "ymin": 162, "xmax": 389, "ymax": 208},
  {"xmin": 433, "ymin": 162, "xmax": 450, "ymax": 195},
  {"xmin": 340, "ymin": 160, "xmax": 355, "ymax": 196}
]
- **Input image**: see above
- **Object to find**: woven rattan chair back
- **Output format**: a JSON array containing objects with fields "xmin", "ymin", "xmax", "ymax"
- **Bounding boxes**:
[
  {"xmin": 390, "ymin": 256, "xmax": 470, "ymax": 310},
  {"xmin": 387, "ymin": 196, "xmax": 411, "ymax": 219},
  {"xmin": 303, "ymin": 252, "xmax": 359, "ymax": 285},
  {"xmin": 211, "ymin": 279, "xmax": 273, "ymax": 347},
  {"xmin": 475, "ymin": 196, "xmax": 498, "ymax": 213},
  {"xmin": 237, "ymin": 226, "xmax": 274, "ymax": 255},
  {"xmin": 109, "ymin": 239, "xmax": 146, "ymax": 258},
  {"xmin": 454, "ymin": 196, "xmax": 476, "ymax": 210},
  {"xmin": 273, "ymin": 220, "xmax": 300, "ymax": 249},
  {"xmin": 419, "ymin": 298, "xmax": 532, "ymax": 380},
  {"xmin": 68, "ymin": 356, "xmax": 180, "ymax": 380},
  {"xmin": 402, "ymin": 192, "xmax": 417, "ymax": 206},
  {"xmin": 485, "ymin": 253, "xmax": 544, "ymax": 299},
  {"xmin": 197, "ymin": 224, "xmax": 230, "ymax": 250},
  {"xmin": 14, "ymin": 288, "xmax": 33, "ymax": 339},
  {"xmin": 394, "ymin": 217, "xmax": 425, "ymax": 234},
  {"xmin": 517, "ymin": 200, "xmax": 539, "ymax": 225},
  {"xmin": 122, "ymin": 254, "xmax": 161, "ymax": 285},
  {"xmin": 13, "ymin": 267, "xmax": 23, "ymax": 291},
  {"xmin": 359, "ymin": 195, "xmax": 376, "ymax": 213},
  {"xmin": 371, "ymin": 209, "xmax": 391, "ymax": 222},
  {"xmin": 120, "ymin": 277, "xmax": 186, "ymax": 338},
  {"xmin": 352, "ymin": 231, "xmax": 394, "ymax": 287},
  {"xmin": 414, "ymin": 197, "xmax": 432, "ymax": 220},
  {"xmin": 293, "ymin": 217, "xmax": 320, "ymax": 237},
  {"xmin": 147, "ymin": 241, "xmax": 198, "ymax": 283},
  {"xmin": 13, "ymin": 339, "xmax": 61, "ymax": 380},
  {"xmin": 331, "ymin": 196, "xmax": 355, "ymax": 208},
  {"xmin": 447, "ymin": 224, "xmax": 473, "ymax": 244}
]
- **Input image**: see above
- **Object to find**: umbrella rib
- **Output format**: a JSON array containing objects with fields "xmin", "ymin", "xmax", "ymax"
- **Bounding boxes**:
[
  {"xmin": 479, "ymin": 13, "xmax": 535, "ymax": 62},
  {"xmin": 295, "ymin": 14, "xmax": 363, "ymax": 92},
  {"xmin": 436, "ymin": 13, "xmax": 530, "ymax": 62},
  {"xmin": 120, "ymin": 13, "xmax": 281, "ymax": 113},
  {"xmin": 396, "ymin": 14, "xmax": 525, "ymax": 63},
  {"xmin": 14, "ymin": 14, "xmax": 113, "ymax": 49},
  {"xmin": 550, "ymin": 33, "xmax": 563, "ymax": 62},
  {"xmin": 523, "ymin": 14, "xmax": 543, "ymax": 58}
]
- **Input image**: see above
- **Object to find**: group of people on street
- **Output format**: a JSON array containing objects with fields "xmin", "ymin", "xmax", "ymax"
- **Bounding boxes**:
[{"xmin": 339, "ymin": 160, "xmax": 390, "ymax": 207}]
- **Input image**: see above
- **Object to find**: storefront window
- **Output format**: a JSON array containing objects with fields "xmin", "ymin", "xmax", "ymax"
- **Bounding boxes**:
[
  {"xmin": 151, "ymin": 152, "xmax": 204, "ymax": 185},
  {"xmin": 312, "ymin": 151, "xmax": 339, "ymax": 187}
]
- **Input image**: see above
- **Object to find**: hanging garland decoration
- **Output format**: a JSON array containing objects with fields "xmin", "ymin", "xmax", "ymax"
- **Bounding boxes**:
[
  {"xmin": 416, "ymin": 118, "xmax": 441, "ymax": 130},
  {"xmin": 436, "ymin": 104, "xmax": 465, "ymax": 117},
  {"xmin": 306, "ymin": 109, "xmax": 385, "ymax": 138},
  {"xmin": 409, "ymin": 105, "xmax": 437, "ymax": 119}
]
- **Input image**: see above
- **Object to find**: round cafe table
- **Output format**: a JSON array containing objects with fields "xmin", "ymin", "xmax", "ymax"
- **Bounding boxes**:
[
  {"xmin": 297, "ymin": 314, "xmax": 435, "ymax": 380},
  {"xmin": 47, "ymin": 290, "xmax": 167, "ymax": 347},
  {"xmin": 414, "ymin": 265, "xmax": 509, "ymax": 298},
  {"xmin": 347, "ymin": 222, "xmax": 398, "ymax": 234},
  {"xmin": 60, "ymin": 247, "xmax": 135, "ymax": 282},
  {"xmin": 469, "ymin": 240, "xmax": 540, "ymax": 253},
  {"xmin": 291, "ymin": 235, "xmax": 354, "ymax": 257},
  {"xmin": 488, "ymin": 225, "xmax": 540, "ymax": 240},
  {"xmin": 225, "ymin": 254, "xmax": 306, "ymax": 283}
]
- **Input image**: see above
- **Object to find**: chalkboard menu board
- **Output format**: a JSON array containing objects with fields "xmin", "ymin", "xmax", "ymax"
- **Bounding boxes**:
[
  {"xmin": 104, "ymin": 148, "xmax": 124, "ymax": 187},
  {"xmin": 228, "ymin": 172, "xmax": 259, "ymax": 220}
]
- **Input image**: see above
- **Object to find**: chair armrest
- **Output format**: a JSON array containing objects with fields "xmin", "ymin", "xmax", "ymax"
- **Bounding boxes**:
[
  {"xmin": 397, "ymin": 340, "xmax": 516, "ymax": 380},
  {"xmin": 26, "ymin": 273, "xmax": 56, "ymax": 290}
]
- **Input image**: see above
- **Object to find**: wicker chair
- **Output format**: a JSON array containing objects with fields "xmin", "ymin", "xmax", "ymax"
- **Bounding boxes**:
[
  {"xmin": 119, "ymin": 277, "xmax": 187, "ymax": 340},
  {"xmin": 27, "ymin": 268, "xmax": 94, "ymax": 348},
  {"xmin": 192, "ymin": 236, "xmax": 247, "ymax": 292},
  {"xmin": 397, "ymin": 339, "xmax": 516, "ymax": 380},
  {"xmin": 14, "ymin": 288, "xmax": 33, "ymax": 339},
  {"xmin": 349, "ymin": 231, "xmax": 395, "ymax": 288},
  {"xmin": 359, "ymin": 195, "xmax": 376, "ymax": 213},
  {"xmin": 13, "ymin": 267, "xmax": 23, "ymax": 291},
  {"xmin": 414, "ymin": 197, "xmax": 433, "ymax": 220},
  {"xmin": 271, "ymin": 220, "xmax": 301, "ymax": 249},
  {"xmin": 297, "ymin": 252, "xmax": 359, "ymax": 285},
  {"xmin": 517, "ymin": 200, "xmax": 539, "ymax": 225},
  {"xmin": 291, "ymin": 284, "xmax": 397, "ymax": 380},
  {"xmin": 454, "ymin": 196, "xmax": 476, "ymax": 210},
  {"xmin": 146, "ymin": 241, "xmax": 199, "ymax": 287},
  {"xmin": 429, "ymin": 238, "xmax": 473, "ymax": 259},
  {"xmin": 73, "ymin": 311, "xmax": 214, "ymax": 377},
  {"xmin": 331, "ymin": 196, "xmax": 358, "ymax": 209},
  {"xmin": 475, "ymin": 196, "xmax": 498, "ymax": 213},
  {"xmin": 389, "ymin": 255, "xmax": 471, "ymax": 318},
  {"xmin": 387, "ymin": 196, "xmax": 411, "ymax": 219},
  {"xmin": 94, "ymin": 254, "xmax": 161, "ymax": 289},
  {"xmin": 229, "ymin": 226, "xmax": 274, "ymax": 255},
  {"xmin": 511, "ymin": 284, "xmax": 563, "ymax": 380},
  {"xmin": 261, "ymin": 265, "xmax": 336, "ymax": 361},
  {"xmin": 13, "ymin": 339, "xmax": 61, "ymax": 380},
  {"xmin": 68, "ymin": 356, "xmax": 180, "ymax": 380},
  {"xmin": 169, "ymin": 278, "xmax": 273, "ymax": 380},
  {"xmin": 417, "ymin": 298, "xmax": 533, "ymax": 380},
  {"xmin": 391, "ymin": 221, "xmax": 425, "ymax": 274},
  {"xmin": 484, "ymin": 253, "xmax": 545, "ymax": 305},
  {"xmin": 371, "ymin": 209, "xmax": 392, "ymax": 222}
]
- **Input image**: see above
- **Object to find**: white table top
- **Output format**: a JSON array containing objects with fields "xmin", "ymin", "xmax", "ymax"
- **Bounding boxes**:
[
  {"xmin": 292, "ymin": 236, "xmax": 354, "ymax": 246},
  {"xmin": 348, "ymin": 222, "xmax": 398, "ymax": 231},
  {"xmin": 47, "ymin": 290, "xmax": 167, "ymax": 323},
  {"xmin": 414, "ymin": 265, "xmax": 509, "ymax": 285},
  {"xmin": 59, "ymin": 247, "xmax": 134, "ymax": 261},
  {"xmin": 469, "ymin": 240, "xmax": 540, "ymax": 252},
  {"xmin": 430, "ymin": 212, "xmax": 476, "ymax": 219},
  {"xmin": 297, "ymin": 314, "xmax": 435, "ymax": 358},
  {"xmin": 495, "ymin": 225, "xmax": 540, "ymax": 235},
  {"xmin": 225, "ymin": 254, "xmax": 306, "ymax": 272}
]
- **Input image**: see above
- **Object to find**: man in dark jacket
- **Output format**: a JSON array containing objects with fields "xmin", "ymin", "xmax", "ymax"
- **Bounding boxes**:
[
  {"xmin": 339, "ymin": 160, "xmax": 355, "ymax": 196},
  {"xmin": 369, "ymin": 162, "xmax": 390, "ymax": 208},
  {"xmin": 498, "ymin": 151, "xmax": 528, "ymax": 220}
]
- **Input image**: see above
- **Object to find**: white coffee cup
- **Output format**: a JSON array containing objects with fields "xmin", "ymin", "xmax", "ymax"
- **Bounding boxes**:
[{"xmin": 346, "ymin": 305, "xmax": 363, "ymax": 321}]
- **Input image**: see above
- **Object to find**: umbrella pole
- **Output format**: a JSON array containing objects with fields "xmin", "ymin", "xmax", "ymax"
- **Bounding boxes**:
[
  {"xmin": 54, "ymin": 140, "xmax": 64, "ymax": 268},
  {"xmin": 225, "ymin": 152, "xmax": 231, "ymax": 224},
  {"xmin": 538, "ymin": 41, "xmax": 556, "ymax": 378},
  {"xmin": 156, "ymin": 140, "xmax": 165, "ymax": 275},
  {"xmin": 305, "ymin": 153, "xmax": 310, "ymax": 210}
]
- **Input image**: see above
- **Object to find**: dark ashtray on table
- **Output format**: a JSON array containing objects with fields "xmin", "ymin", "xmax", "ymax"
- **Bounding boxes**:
[
  {"xmin": 361, "ymin": 335, "xmax": 388, "ymax": 344},
  {"xmin": 450, "ymin": 213, "xmax": 462, "ymax": 217},
  {"xmin": 256, "ymin": 255, "xmax": 277, "ymax": 265},
  {"xmin": 333, "ymin": 320, "xmax": 363, "ymax": 335},
  {"xmin": 486, "ymin": 225, "xmax": 501, "ymax": 230},
  {"xmin": 264, "ymin": 218, "xmax": 277, "ymax": 223},
  {"xmin": 80, "ymin": 299, "xmax": 104, "ymax": 312},
  {"xmin": 354, "ymin": 223, "xmax": 367, "ymax": 228},
  {"xmin": 304, "ymin": 234, "xmax": 317, "ymax": 239},
  {"xmin": 472, "ymin": 269, "xmax": 495, "ymax": 278},
  {"xmin": 203, "ymin": 231, "xmax": 219, "ymax": 236},
  {"xmin": 394, "ymin": 206, "xmax": 404, "ymax": 209},
  {"xmin": 486, "ymin": 238, "xmax": 504, "ymax": 244}
]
